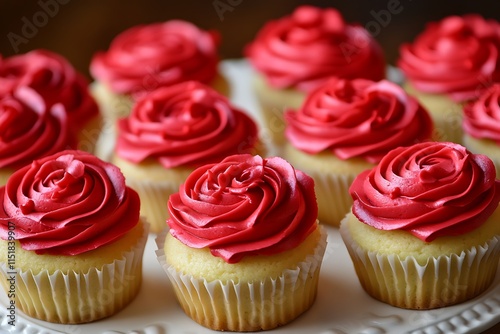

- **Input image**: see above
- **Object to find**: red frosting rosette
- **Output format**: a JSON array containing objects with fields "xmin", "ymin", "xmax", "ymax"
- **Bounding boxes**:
[
  {"xmin": 115, "ymin": 81, "xmax": 258, "ymax": 168},
  {"xmin": 350, "ymin": 141, "xmax": 500, "ymax": 241},
  {"xmin": 0, "ymin": 87, "xmax": 75, "ymax": 169},
  {"xmin": 0, "ymin": 49, "xmax": 99, "ymax": 129},
  {"xmin": 0, "ymin": 150, "xmax": 140, "ymax": 255},
  {"xmin": 245, "ymin": 5, "xmax": 385, "ymax": 92},
  {"xmin": 398, "ymin": 14, "xmax": 500, "ymax": 101},
  {"xmin": 285, "ymin": 77, "xmax": 433, "ymax": 163},
  {"xmin": 167, "ymin": 154, "xmax": 318, "ymax": 263},
  {"xmin": 463, "ymin": 83, "xmax": 500, "ymax": 142},
  {"xmin": 90, "ymin": 20, "xmax": 220, "ymax": 98}
]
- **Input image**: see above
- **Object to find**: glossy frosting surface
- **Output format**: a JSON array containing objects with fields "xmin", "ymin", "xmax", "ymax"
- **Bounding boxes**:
[
  {"xmin": 167, "ymin": 154, "xmax": 318, "ymax": 263},
  {"xmin": 285, "ymin": 77, "xmax": 433, "ymax": 163},
  {"xmin": 398, "ymin": 14, "xmax": 500, "ymax": 101},
  {"xmin": 0, "ymin": 150, "xmax": 140, "ymax": 255},
  {"xmin": 350, "ymin": 141, "xmax": 500, "ymax": 241},
  {"xmin": 0, "ymin": 49, "xmax": 98, "ymax": 129},
  {"xmin": 463, "ymin": 83, "xmax": 500, "ymax": 142},
  {"xmin": 90, "ymin": 20, "xmax": 220, "ymax": 98},
  {"xmin": 0, "ymin": 87, "xmax": 75, "ymax": 169},
  {"xmin": 116, "ymin": 81, "xmax": 258, "ymax": 168},
  {"xmin": 246, "ymin": 5, "xmax": 385, "ymax": 92}
]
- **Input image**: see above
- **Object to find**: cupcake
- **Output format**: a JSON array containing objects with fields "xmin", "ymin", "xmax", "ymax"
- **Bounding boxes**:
[
  {"xmin": 0, "ymin": 150, "xmax": 148, "ymax": 323},
  {"xmin": 0, "ymin": 87, "xmax": 78, "ymax": 186},
  {"xmin": 245, "ymin": 5, "xmax": 385, "ymax": 146},
  {"xmin": 111, "ymin": 81, "xmax": 261, "ymax": 234},
  {"xmin": 463, "ymin": 83, "xmax": 500, "ymax": 175},
  {"xmin": 89, "ymin": 19, "xmax": 229, "ymax": 148},
  {"xmin": 156, "ymin": 154, "xmax": 327, "ymax": 331},
  {"xmin": 340, "ymin": 141, "xmax": 500, "ymax": 310},
  {"xmin": 398, "ymin": 14, "xmax": 500, "ymax": 143},
  {"xmin": 0, "ymin": 49, "xmax": 101, "ymax": 154},
  {"xmin": 283, "ymin": 77, "xmax": 433, "ymax": 226}
]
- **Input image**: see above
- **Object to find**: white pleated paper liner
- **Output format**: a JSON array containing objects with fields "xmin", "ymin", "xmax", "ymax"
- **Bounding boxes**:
[
  {"xmin": 339, "ymin": 217, "xmax": 500, "ymax": 310},
  {"xmin": 125, "ymin": 175, "xmax": 190, "ymax": 234},
  {"xmin": 155, "ymin": 225, "xmax": 328, "ymax": 332},
  {"xmin": 305, "ymin": 170, "xmax": 358, "ymax": 228},
  {"xmin": 0, "ymin": 221, "xmax": 149, "ymax": 324}
]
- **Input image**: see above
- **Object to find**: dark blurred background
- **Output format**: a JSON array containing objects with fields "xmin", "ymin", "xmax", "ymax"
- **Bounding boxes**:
[{"xmin": 1, "ymin": 0, "xmax": 500, "ymax": 79}]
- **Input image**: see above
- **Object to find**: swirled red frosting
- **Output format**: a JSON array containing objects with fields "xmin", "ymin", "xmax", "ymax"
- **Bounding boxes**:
[
  {"xmin": 167, "ymin": 154, "xmax": 318, "ymax": 263},
  {"xmin": 115, "ymin": 81, "xmax": 258, "ymax": 168},
  {"xmin": 350, "ymin": 141, "xmax": 500, "ymax": 242},
  {"xmin": 245, "ymin": 5, "xmax": 385, "ymax": 92},
  {"xmin": 0, "ymin": 87, "xmax": 75, "ymax": 169},
  {"xmin": 0, "ymin": 150, "xmax": 140, "ymax": 255},
  {"xmin": 0, "ymin": 49, "xmax": 99, "ymax": 129},
  {"xmin": 90, "ymin": 20, "xmax": 220, "ymax": 98},
  {"xmin": 285, "ymin": 77, "xmax": 433, "ymax": 163},
  {"xmin": 398, "ymin": 14, "xmax": 500, "ymax": 102},
  {"xmin": 463, "ymin": 83, "xmax": 500, "ymax": 142}
]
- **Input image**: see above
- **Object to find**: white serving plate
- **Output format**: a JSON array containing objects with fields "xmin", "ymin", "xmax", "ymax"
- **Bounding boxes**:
[{"xmin": 1, "ymin": 60, "xmax": 500, "ymax": 334}]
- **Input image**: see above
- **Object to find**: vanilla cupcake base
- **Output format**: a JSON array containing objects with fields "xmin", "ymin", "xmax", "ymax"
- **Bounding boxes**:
[
  {"xmin": 77, "ymin": 113, "xmax": 105, "ymax": 156},
  {"xmin": 156, "ymin": 224, "xmax": 327, "ymax": 331},
  {"xmin": 463, "ymin": 134, "xmax": 500, "ymax": 176},
  {"xmin": 0, "ymin": 221, "xmax": 148, "ymax": 324},
  {"xmin": 252, "ymin": 74, "xmax": 306, "ymax": 147},
  {"xmin": 404, "ymin": 82, "xmax": 464, "ymax": 144},
  {"xmin": 112, "ymin": 155, "xmax": 193, "ymax": 234},
  {"xmin": 340, "ymin": 212, "xmax": 500, "ymax": 310},
  {"xmin": 284, "ymin": 144, "xmax": 374, "ymax": 227}
]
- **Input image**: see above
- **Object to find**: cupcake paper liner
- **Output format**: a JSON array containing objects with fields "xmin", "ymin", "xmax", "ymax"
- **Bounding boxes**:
[
  {"xmin": 308, "ymin": 171, "xmax": 358, "ymax": 227},
  {"xmin": 155, "ymin": 226, "xmax": 328, "ymax": 331},
  {"xmin": 125, "ymin": 176, "xmax": 189, "ymax": 234},
  {"xmin": 0, "ymin": 222, "xmax": 149, "ymax": 324},
  {"xmin": 340, "ymin": 219, "xmax": 500, "ymax": 310}
]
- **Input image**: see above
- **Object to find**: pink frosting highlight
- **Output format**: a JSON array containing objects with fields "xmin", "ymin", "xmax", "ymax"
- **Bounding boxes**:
[
  {"xmin": 167, "ymin": 154, "xmax": 318, "ymax": 263},
  {"xmin": 0, "ymin": 49, "xmax": 99, "ymax": 130},
  {"xmin": 0, "ymin": 150, "xmax": 140, "ymax": 255},
  {"xmin": 463, "ymin": 83, "xmax": 500, "ymax": 143},
  {"xmin": 115, "ymin": 81, "xmax": 258, "ymax": 168},
  {"xmin": 90, "ymin": 20, "xmax": 220, "ymax": 98},
  {"xmin": 398, "ymin": 14, "xmax": 500, "ymax": 101},
  {"xmin": 350, "ymin": 141, "xmax": 500, "ymax": 242},
  {"xmin": 246, "ymin": 5, "xmax": 385, "ymax": 92},
  {"xmin": 285, "ymin": 77, "xmax": 433, "ymax": 163}
]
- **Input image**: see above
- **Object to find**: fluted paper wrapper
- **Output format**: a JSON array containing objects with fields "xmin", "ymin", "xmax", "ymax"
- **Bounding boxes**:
[
  {"xmin": 126, "ymin": 176, "xmax": 189, "ymax": 234},
  {"xmin": 0, "ymin": 223, "xmax": 149, "ymax": 324},
  {"xmin": 340, "ymin": 220, "xmax": 500, "ymax": 310},
  {"xmin": 155, "ymin": 226, "xmax": 328, "ymax": 331},
  {"xmin": 308, "ymin": 171, "xmax": 357, "ymax": 227}
]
